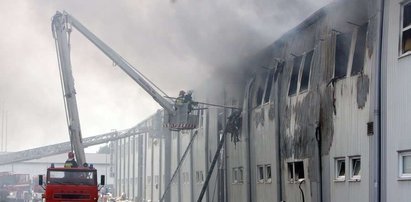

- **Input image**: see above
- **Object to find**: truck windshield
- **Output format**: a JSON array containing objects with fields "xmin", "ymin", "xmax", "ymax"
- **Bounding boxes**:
[{"xmin": 48, "ymin": 170, "xmax": 96, "ymax": 185}]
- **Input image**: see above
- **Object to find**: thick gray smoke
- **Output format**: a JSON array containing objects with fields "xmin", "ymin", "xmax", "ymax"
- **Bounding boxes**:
[{"xmin": 0, "ymin": 0, "xmax": 331, "ymax": 151}]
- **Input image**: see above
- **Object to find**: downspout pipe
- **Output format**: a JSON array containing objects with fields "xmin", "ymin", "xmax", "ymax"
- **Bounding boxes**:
[
  {"xmin": 373, "ymin": 0, "xmax": 384, "ymax": 201},
  {"xmin": 276, "ymin": 70, "xmax": 284, "ymax": 202}
]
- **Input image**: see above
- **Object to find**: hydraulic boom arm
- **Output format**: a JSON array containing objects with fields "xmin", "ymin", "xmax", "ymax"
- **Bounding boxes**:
[
  {"xmin": 52, "ymin": 13, "xmax": 86, "ymax": 165},
  {"xmin": 52, "ymin": 11, "xmax": 175, "ymax": 114},
  {"xmin": 51, "ymin": 11, "xmax": 179, "ymax": 163}
]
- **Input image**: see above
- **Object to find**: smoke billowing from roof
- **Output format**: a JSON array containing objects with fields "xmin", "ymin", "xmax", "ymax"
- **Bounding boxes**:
[{"xmin": 0, "ymin": 0, "xmax": 331, "ymax": 151}]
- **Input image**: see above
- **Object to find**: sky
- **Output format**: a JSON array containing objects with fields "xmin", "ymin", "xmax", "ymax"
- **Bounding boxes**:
[{"xmin": 0, "ymin": 0, "xmax": 332, "ymax": 152}]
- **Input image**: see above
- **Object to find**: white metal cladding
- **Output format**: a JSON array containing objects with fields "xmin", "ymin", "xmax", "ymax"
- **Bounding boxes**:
[{"xmin": 383, "ymin": 0, "xmax": 411, "ymax": 201}]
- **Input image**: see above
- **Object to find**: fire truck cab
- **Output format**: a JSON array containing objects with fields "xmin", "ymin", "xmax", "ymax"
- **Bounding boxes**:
[{"xmin": 39, "ymin": 165, "xmax": 105, "ymax": 202}]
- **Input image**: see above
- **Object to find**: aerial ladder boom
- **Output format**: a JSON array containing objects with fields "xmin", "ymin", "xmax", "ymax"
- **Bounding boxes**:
[
  {"xmin": 52, "ymin": 11, "xmax": 175, "ymax": 114},
  {"xmin": 51, "ymin": 11, "xmax": 197, "ymax": 163},
  {"xmin": 52, "ymin": 13, "xmax": 86, "ymax": 166}
]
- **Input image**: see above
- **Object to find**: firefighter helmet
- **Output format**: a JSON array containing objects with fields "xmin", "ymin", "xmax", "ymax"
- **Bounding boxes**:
[{"xmin": 68, "ymin": 151, "xmax": 74, "ymax": 158}]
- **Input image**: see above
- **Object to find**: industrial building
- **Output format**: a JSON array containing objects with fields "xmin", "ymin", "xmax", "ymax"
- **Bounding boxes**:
[{"xmin": 1, "ymin": 0, "xmax": 411, "ymax": 201}]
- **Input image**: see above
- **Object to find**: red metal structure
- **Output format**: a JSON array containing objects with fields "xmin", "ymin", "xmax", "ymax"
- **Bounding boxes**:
[
  {"xmin": 40, "ymin": 166, "xmax": 104, "ymax": 202},
  {"xmin": 0, "ymin": 172, "xmax": 31, "ymax": 202}
]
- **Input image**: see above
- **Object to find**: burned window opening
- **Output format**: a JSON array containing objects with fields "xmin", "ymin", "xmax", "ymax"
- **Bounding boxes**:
[
  {"xmin": 288, "ymin": 163, "xmax": 294, "ymax": 182},
  {"xmin": 351, "ymin": 23, "xmax": 368, "ymax": 75},
  {"xmin": 402, "ymin": 2, "xmax": 411, "ymax": 54},
  {"xmin": 264, "ymin": 69, "xmax": 275, "ymax": 103},
  {"xmin": 295, "ymin": 161, "xmax": 304, "ymax": 180},
  {"xmin": 300, "ymin": 50, "xmax": 314, "ymax": 92},
  {"xmin": 256, "ymin": 87, "xmax": 264, "ymax": 107},
  {"xmin": 288, "ymin": 161, "xmax": 304, "ymax": 183},
  {"xmin": 274, "ymin": 61, "xmax": 285, "ymax": 82},
  {"xmin": 335, "ymin": 32, "xmax": 352, "ymax": 79},
  {"xmin": 289, "ymin": 56, "xmax": 303, "ymax": 96}
]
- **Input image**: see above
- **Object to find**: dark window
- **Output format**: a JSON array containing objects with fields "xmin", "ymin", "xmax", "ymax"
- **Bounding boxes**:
[
  {"xmin": 402, "ymin": 28, "xmax": 411, "ymax": 54},
  {"xmin": 336, "ymin": 158, "xmax": 346, "ymax": 180},
  {"xmin": 275, "ymin": 61, "xmax": 285, "ymax": 82},
  {"xmin": 287, "ymin": 161, "xmax": 305, "ymax": 182},
  {"xmin": 289, "ymin": 56, "xmax": 303, "ymax": 96},
  {"xmin": 266, "ymin": 165, "xmax": 272, "ymax": 182},
  {"xmin": 352, "ymin": 24, "xmax": 368, "ymax": 75},
  {"xmin": 217, "ymin": 109, "xmax": 224, "ymax": 133},
  {"xmin": 287, "ymin": 163, "xmax": 294, "ymax": 182},
  {"xmin": 351, "ymin": 158, "xmax": 361, "ymax": 178},
  {"xmin": 256, "ymin": 87, "xmax": 264, "ymax": 106},
  {"xmin": 295, "ymin": 161, "xmax": 305, "ymax": 180},
  {"xmin": 300, "ymin": 51, "xmax": 313, "ymax": 92},
  {"xmin": 264, "ymin": 69, "xmax": 275, "ymax": 103},
  {"xmin": 403, "ymin": 3, "xmax": 411, "ymax": 54},
  {"xmin": 335, "ymin": 33, "xmax": 352, "ymax": 78},
  {"xmin": 404, "ymin": 3, "xmax": 411, "ymax": 28},
  {"xmin": 257, "ymin": 165, "xmax": 264, "ymax": 183}
]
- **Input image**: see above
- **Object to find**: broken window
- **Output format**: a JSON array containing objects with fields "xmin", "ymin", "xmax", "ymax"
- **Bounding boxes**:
[
  {"xmin": 257, "ymin": 165, "xmax": 265, "ymax": 183},
  {"xmin": 264, "ymin": 69, "xmax": 275, "ymax": 103},
  {"xmin": 288, "ymin": 161, "xmax": 305, "ymax": 183},
  {"xmin": 350, "ymin": 157, "xmax": 361, "ymax": 180},
  {"xmin": 402, "ymin": 2, "xmax": 411, "ymax": 54},
  {"xmin": 335, "ymin": 32, "xmax": 352, "ymax": 78},
  {"xmin": 295, "ymin": 161, "xmax": 304, "ymax": 180},
  {"xmin": 256, "ymin": 87, "xmax": 264, "ymax": 106},
  {"xmin": 300, "ymin": 50, "xmax": 314, "ymax": 92},
  {"xmin": 399, "ymin": 151, "xmax": 411, "ymax": 179},
  {"xmin": 265, "ymin": 164, "xmax": 272, "ymax": 183},
  {"xmin": 335, "ymin": 158, "xmax": 346, "ymax": 181},
  {"xmin": 351, "ymin": 23, "xmax": 368, "ymax": 75},
  {"xmin": 289, "ymin": 56, "xmax": 303, "ymax": 96},
  {"xmin": 287, "ymin": 163, "xmax": 294, "ymax": 183}
]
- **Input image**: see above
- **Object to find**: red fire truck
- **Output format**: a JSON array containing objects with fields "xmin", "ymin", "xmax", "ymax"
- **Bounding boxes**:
[
  {"xmin": 0, "ymin": 172, "xmax": 31, "ymax": 202},
  {"xmin": 39, "ymin": 165, "xmax": 105, "ymax": 201}
]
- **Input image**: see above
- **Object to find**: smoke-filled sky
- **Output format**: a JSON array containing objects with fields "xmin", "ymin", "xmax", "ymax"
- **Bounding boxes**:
[{"xmin": 0, "ymin": 0, "xmax": 332, "ymax": 152}]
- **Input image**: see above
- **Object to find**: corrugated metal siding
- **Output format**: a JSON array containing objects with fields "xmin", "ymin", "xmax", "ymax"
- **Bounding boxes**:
[{"xmin": 384, "ymin": 0, "xmax": 411, "ymax": 201}]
